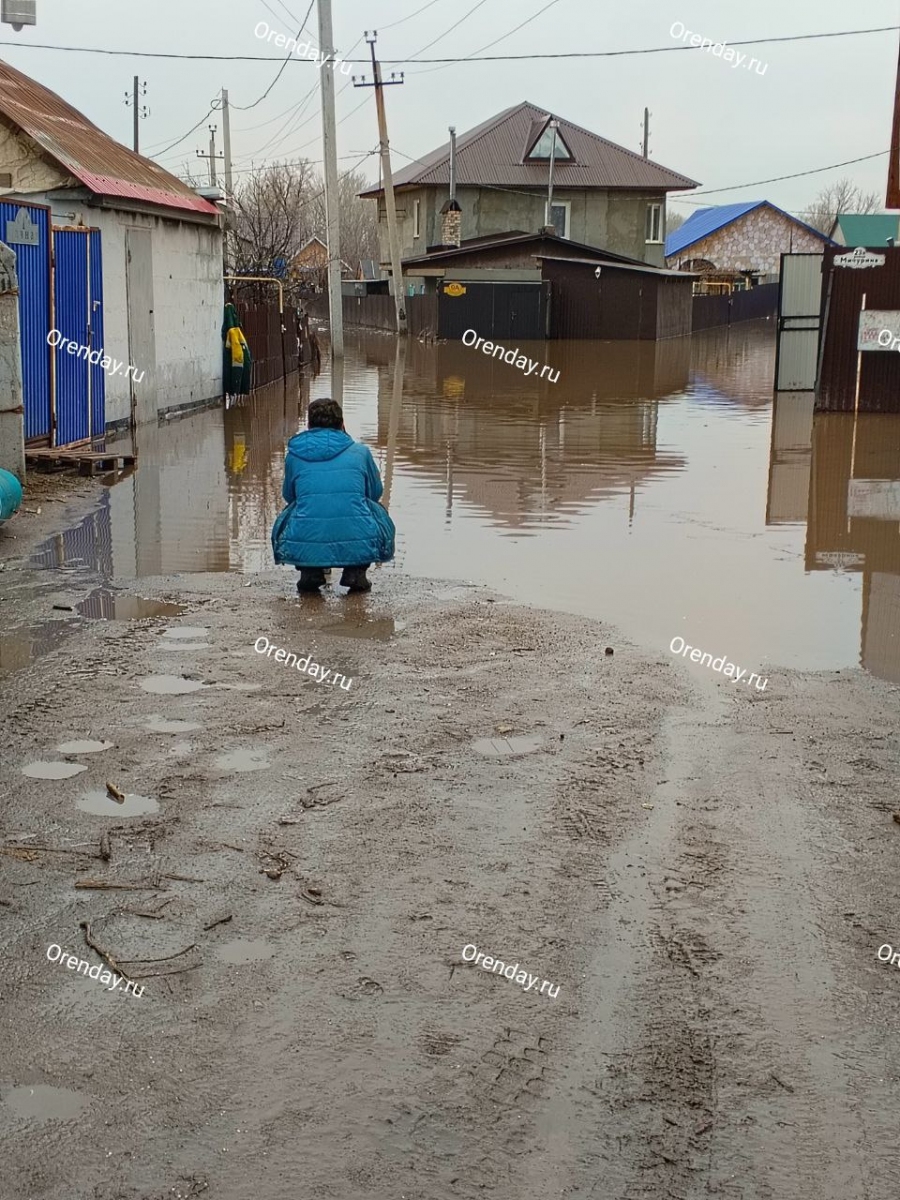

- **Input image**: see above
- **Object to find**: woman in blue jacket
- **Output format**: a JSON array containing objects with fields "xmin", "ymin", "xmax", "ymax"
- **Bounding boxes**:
[{"xmin": 272, "ymin": 397, "xmax": 396, "ymax": 593}]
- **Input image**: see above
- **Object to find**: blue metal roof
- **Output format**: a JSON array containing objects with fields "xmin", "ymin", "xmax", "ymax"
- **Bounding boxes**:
[{"xmin": 665, "ymin": 200, "xmax": 831, "ymax": 257}]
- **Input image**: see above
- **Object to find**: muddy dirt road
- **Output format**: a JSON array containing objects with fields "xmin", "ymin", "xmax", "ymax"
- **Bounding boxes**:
[{"xmin": 2, "ymin": 501, "xmax": 900, "ymax": 1199}]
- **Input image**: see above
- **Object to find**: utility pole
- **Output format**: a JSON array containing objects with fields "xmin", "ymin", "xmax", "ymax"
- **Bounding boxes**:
[
  {"xmin": 354, "ymin": 31, "xmax": 407, "ymax": 335},
  {"xmin": 544, "ymin": 119, "xmax": 559, "ymax": 231},
  {"xmin": 124, "ymin": 77, "xmax": 149, "ymax": 153},
  {"xmin": 887, "ymin": 32, "xmax": 900, "ymax": 207},
  {"xmin": 642, "ymin": 107, "xmax": 649, "ymax": 159},
  {"xmin": 318, "ymin": 0, "xmax": 344, "ymax": 358},
  {"xmin": 196, "ymin": 126, "xmax": 224, "ymax": 188},
  {"xmin": 221, "ymin": 89, "xmax": 233, "ymax": 199}
]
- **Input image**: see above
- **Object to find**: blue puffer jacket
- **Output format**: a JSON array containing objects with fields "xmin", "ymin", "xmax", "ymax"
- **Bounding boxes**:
[{"xmin": 271, "ymin": 428, "xmax": 396, "ymax": 567}]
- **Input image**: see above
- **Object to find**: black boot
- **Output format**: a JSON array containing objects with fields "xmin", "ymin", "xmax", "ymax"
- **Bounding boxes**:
[
  {"xmin": 339, "ymin": 565, "xmax": 372, "ymax": 592},
  {"xmin": 297, "ymin": 567, "xmax": 327, "ymax": 594}
]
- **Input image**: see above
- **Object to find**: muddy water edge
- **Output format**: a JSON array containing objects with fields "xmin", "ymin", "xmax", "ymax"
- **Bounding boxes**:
[{"xmin": 2, "ymin": 427, "xmax": 900, "ymax": 1194}]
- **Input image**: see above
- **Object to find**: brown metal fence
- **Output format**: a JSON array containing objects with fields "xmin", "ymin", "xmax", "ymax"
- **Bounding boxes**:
[
  {"xmin": 691, "ymin": 282, "xmax": 779, "ymax": 331},
  {"xmin": 817, "ymin": 245, "xmax": 900, "ymax": 413},
  {"xmin": 309, "ymin": 292, "xmax": 438, "ymax": 337},
  {"xmin": 232, "ymin": 298, "xmax": 299, "ymax": 388}
]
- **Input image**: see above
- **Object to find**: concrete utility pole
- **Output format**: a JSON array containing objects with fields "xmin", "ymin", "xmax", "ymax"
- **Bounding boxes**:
[
  {"xmin": 642, "ymin": 107, "xmax": 650, "ymax": 159},
  {"xmin": 196, "ymin": 126, "xmax": 224, "ymax": 187},
  {"xmin": 318, "ymin": 0, "xmax": 344, "ymax": 358},
  {"xmin": 887, "ymin": 32, "xmax": 900, "ymax": 207},
  {"xmin": 221, "ymin": 88, "xmax": 233, "ymax": 199},
  {"xmin": 544, "ymin": 119, "xmax": 559, "ymax": 231},
  {"xmin": 354, "ymin": 31, "xmax": 407, "ymax": 335},
  {"xmin": 124, "ymin": 77, "xmax": 148, "ymax": 153}
]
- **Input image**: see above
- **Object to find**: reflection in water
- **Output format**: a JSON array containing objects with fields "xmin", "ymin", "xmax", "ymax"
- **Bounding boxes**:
[{"xmin": 18, "ymin": 326, "xmax": 900, "ymax": 678}]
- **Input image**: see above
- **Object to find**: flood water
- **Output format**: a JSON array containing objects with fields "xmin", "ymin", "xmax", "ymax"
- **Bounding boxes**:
[{"xmin": 23, "ymin": 327, "xmax": 900, "ymax": 681}]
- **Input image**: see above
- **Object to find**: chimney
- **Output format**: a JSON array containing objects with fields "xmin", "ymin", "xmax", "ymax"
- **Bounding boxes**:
[{"xmin": 440, "ymin": 125, "xmax": 462, "ymax": 248}]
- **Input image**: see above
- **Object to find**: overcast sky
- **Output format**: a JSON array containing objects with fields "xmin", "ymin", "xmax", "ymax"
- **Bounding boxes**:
[{"xmin": 1, "ymin": 0, "xmax": 897, "ymax": 219}]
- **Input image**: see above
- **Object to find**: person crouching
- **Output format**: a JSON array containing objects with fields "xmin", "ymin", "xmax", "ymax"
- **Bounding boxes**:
[{"xmin": 272, "ymin": 397, "xmax": 396, "ymax": 593}]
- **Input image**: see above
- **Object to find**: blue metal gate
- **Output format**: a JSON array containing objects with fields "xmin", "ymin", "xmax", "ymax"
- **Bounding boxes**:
[
  {"xmin": 52, "ymin": 228, "xmax": 105, "ymax": 446},
  {"xmin": 0, "ymin": 200, "xmax": 51, "ymax": 441}
]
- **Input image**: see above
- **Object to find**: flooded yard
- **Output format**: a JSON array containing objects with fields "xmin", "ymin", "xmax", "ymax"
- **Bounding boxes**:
[{"xmin": 24, "ymin": 321, "xmax": 900, "ymax": 680}]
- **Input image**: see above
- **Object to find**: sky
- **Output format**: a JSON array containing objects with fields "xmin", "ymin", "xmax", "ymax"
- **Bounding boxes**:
[{"xmin": 0, "ymin": 0, "xmax": 897, "ymax": 221}]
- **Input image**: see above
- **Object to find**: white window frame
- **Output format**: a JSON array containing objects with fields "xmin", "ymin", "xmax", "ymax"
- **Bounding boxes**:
[
  {"xmin": 645, "ymin": 202, "xmax": 663, "ymax": 244},
  {"xmin": 413, "ymin": 198, "xmax": 421, "ymax": 239},
  {"xmin": 549, "ymin": 199, "xmax": 571, "ymax": 240}
]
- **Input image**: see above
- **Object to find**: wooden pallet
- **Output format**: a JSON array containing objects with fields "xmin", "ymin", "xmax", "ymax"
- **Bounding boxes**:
[{"xmin": 25, "ymin": 447, "xmax": 136, "ymax": 476}]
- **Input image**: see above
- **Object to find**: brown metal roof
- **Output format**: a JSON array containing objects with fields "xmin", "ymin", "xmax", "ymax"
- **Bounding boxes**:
[
  {"xmin": 402, "ymin": 230, "xmax": 648, "ymax": 268},
  {"xmin": 362, "ymin": 101, "xmax": 699, "ymax": 197},
  {"xmin": 0, "ymin": 58, "xmax": 219, "ymax": 217}
]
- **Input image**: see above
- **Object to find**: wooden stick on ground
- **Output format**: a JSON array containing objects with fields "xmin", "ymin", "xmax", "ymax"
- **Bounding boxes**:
[{"xmin": 80, "ymin": 920, "xmax": 134, "ymax": 984}]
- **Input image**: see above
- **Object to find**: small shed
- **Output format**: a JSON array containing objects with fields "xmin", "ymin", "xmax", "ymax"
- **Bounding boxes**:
[{"xmin": 538, "ymin": 255, "xmax": 694, "ymax": 340}]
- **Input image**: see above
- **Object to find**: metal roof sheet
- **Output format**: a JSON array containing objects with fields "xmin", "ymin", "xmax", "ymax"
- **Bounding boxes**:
[
  {"xmin": 402, "ymin": 229, "xmax": 648, "ymax": 267},
  {"xmin": 535, "ymin": 253, "xmax": 694, "ymax": 278},
  {"xmin": 832, "ymin": 212, "xmax": 900, "ymax": 246},
  {"xmin": 665, "ymin": 200, "xmax": 832, "ymax": 257},
  {"xmin": 362, "ymin": 101, "xmax": 699, "ymax": 197},
  {"xmin": 0, "ymin": 58, "xmax": 219, "ymax": 217}
]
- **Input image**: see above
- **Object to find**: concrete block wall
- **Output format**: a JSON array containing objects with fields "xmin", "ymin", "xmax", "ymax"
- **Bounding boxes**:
[{"xmin": 667, "ymin": 207, "xmax": 826, "ymax": 275}]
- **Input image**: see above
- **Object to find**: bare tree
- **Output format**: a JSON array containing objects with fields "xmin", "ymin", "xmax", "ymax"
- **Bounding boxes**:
[
  {"xmin": 805, "ymin": 176, "xmax": 880, "ymax": 234},
  {"xmin": 666, "ymin": 211, "xmax": 686, "ymax": 235},
  {"xmin": 309, "ymin": 168, "xmax": 380, "ymax": 275},
  {"xmin": 229, "ymin": 160, "xmax": 318, "ymax": 275}
]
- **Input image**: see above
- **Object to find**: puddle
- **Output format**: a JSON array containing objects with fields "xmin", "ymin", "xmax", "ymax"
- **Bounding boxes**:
[
  {"xmin": 157, "ymin": 642, "xmax": 210, "ymax": 652},
  {"xmin": 215, "ymin": 938, "xmax": 276, "ymax": 964},
  {"xmin": 0, "ymin": 619, "xmax": 78, "ymax": 679},
  {"xmin": 56, "ymin": 739, "xmax": 113, "ymax": 755},
  {"xmin": 214, "ymin": 748, "xmax": 270, "ymax": 772},
  {"xmin": 472, "ymin": 735, "xmax": 545, "ymax": 758},
  {"xmin": 21, "ymin": 761, "xmax": 88, "ymax": 780},
  {"xmin": 138, "ymin": 675, "xmax": 204, "ymax": 694},
  {"xmin": 145, "ymin": 715, "xmax": 202, "ymax": 734},
  {"xmin": 162, "ymin": 626, "xmax": 209, "ymax": 640},
  {"xmin": 319, "ymin": 617, "xmax": 397, "ymax": 641},
  {"xmin": 78, "ymin": 590, "xmax": 184, "ymax": 621},
  {"xmin": 168, "ymin": 741, "xmax": 193, "ymax": 757},
  {"xmin": 209, "ymin": 682, "xmax": 262, "ymax": 692},
  {"xmin": 76, "ymin": 789, "xmax": 160, "ymax": 817},
  {"xmin": 2, "ymin": 1085, "xmax": 87, "ymax": 1121}
]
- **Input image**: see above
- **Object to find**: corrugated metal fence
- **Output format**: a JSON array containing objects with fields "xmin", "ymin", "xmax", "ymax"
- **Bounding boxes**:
[
  {"xmin": 691, "ymin": 283, "xmax": 779, "ymax": 331},
  {"xmin": 310, "ymin": 293, "xmax": 438, "ymax": 337},
  {"xmin": 817, "ymin": 245, "xmax": 900, "ymax": 413},
  {"xmin": 233, "ymin": 299, "xmax": 299, "ymax": 388}
]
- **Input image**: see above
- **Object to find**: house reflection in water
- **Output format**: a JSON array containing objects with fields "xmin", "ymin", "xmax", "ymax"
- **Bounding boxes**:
[
  {"xmin": 370, "ymin": 335, "xmax": 691, "ymax": 533},
  {"xmin": 768, "ymin": 394, "xmax": 900, "ymax": 683}
]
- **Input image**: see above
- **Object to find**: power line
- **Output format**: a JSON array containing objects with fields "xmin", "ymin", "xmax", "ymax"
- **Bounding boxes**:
[
  {"xmin": 232, "ymin": 0, "xmax": 316, "ymax": 110},
  {"xmin": 380, "ymin": 0, "xmax": 444, "ymax": 30},
  {"xmin": 676, "ymin": 149, "xmax": 890, "ymax": 197},
  {"xmin": 410, "ymin": 0, "xmax": 565, "ymax": 77},
  {"xmin": 1, "ymin": 24, "xmax": 894, "ymax": 61}
]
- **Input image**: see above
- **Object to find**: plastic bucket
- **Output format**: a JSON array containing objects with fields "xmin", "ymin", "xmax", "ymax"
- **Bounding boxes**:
[{"xmin": 0, "ymin": 466, "xmax": 23, "ymax": 522}]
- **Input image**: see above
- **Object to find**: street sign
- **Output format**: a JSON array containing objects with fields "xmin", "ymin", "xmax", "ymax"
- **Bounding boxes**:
[{"xmin": 834, "ymin": 246, "xmax": 886, "ymax": 269}]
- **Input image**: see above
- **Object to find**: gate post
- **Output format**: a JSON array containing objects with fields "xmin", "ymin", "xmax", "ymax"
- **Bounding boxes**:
[{"xmin": 0, "ymin": 240, "xmax": 25, "ymax": 481}]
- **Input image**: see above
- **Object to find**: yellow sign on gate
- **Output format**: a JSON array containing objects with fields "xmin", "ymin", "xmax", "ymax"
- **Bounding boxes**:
[{"xmin": 444, "ymin": 281, "xmax": 466, "ymax": 297}]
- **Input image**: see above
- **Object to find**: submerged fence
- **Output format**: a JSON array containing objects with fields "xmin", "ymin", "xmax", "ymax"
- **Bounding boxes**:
[
  {"xmin": 309, "ymin": 293, "xmax": 438, "ymax": 337},
  {"xmin": 233, "ymin": 298, "xmax": 299, "ymax": 388},
  {"xmin": 691, "ymin": 283, "xmax": 779, "ymax": 331}
]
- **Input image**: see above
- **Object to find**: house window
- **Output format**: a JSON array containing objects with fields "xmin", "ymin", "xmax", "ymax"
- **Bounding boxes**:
[
  {"xmin": 645, "ymin": 203, "xmax": 663, "ymax": 244},
  {"xmin": 528, "ymin": 126, "xmax": 573, "ymax": 160},
  {"xmin": 549, "ymin": 201, "xmax": 570, "ymax": 239},
  {"xmin": 413, "ymin": 198, "xmax": 421, "ymax": 239}
]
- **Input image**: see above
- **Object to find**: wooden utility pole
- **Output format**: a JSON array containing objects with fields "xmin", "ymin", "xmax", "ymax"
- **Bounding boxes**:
[
  {"xmin": 221, "ymin": 89, "xmax": 233, "ymax": 199},
  {"xmin": 354, "ymin": 31, "xmax": 407, "ymax": 335},
  {"xmin": 318, "ymin": 0, "xmax": 344, "ymax": 358},
  {"xmin": 887, "ymin": 33, "xmax": 900, "ymax": 207}
]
